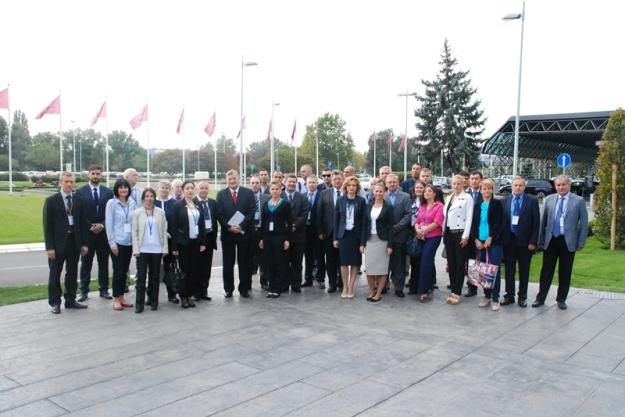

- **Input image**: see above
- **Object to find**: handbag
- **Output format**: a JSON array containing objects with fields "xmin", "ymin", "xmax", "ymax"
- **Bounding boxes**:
[
  {"xmin": 467, "ymin": 248, "xmax": 498, "ymax": 290},
  {"xmin": 165, "ymin": 256, "xmax": 185, "ymax": 294},
  {"xmin": 405, "ymin": 235, "xmax": 423, "ymax": 257}
]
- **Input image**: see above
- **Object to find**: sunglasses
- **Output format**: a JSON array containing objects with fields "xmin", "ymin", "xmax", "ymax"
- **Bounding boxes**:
[{"xmin": 322, "ymin": 174, "xmax": 331, "ymax": 177}]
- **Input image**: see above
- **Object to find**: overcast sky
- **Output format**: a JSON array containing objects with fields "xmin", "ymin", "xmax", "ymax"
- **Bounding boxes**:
[{"xmin": 2, "ymin": 0, "xmax": 623, "ymax": 155}]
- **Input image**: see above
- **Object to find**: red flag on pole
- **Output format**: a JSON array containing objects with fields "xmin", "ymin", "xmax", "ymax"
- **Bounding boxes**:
[
  {"xmin": 398, "ymin": 135, "xmax": 407, "ymax": 152},
  {"xmin": 35, "ymin": 95, "xmax": 61, "ymax": 119},
  {"xmin": 176, "ymin": 108, "xmax": 184, "ymax": 134},
  {"xmin": 236, "ymin": 115, "xmax": 246, "ymax": 138},
  {"xmin": 90, "ymin": 101, "xmax": 107, "ymax": 126},
  {"xmin": 387, "ymin": 131, "xmax": 394, "ymax": 148},
  {"xmin": 368, "ymin": 130, "xmax": 377, "ymax": 145},
  {"xmin": 266, "ymin": 119, "xmax": 273, "ymax": 141},
  {"xmin": 204, "ymin": 112, "xmax": 216, "ymax": 137},
  {"xmin": 0, "ymin": 88, "xmax": 8, "ymax": 109},
  {"xmin": 290, "ymin": 120, "xmax": 297, "ymax": 142},
  {"xmin": 129, "ymin": 104, "xmax": 148, "ymax": 130}
]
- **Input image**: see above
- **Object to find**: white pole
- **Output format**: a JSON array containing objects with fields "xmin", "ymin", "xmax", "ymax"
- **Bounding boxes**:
[
  {"xmin": 373, "ymin": 134, "xmax": 376, "ymax": 177},
  {"xmin": 146, "ymin": 109, "xmax": 150, "ymax": 188},
  {"xmin": 403, "ymin": 94, "xmax": 408, "ymax": 181},
  {"xmin": 182, "ymin": 107, "xmax": 186, "ymax": 181},
  {"xmin": 72, "ymin": 128, "xmax": 76, "ymax": 173},
  {"xmin": 7, "ymin": 84, "xmax": 12, "ymax": 194},
  {"xmin": 59, "ymin": 93, "xmax": 63, "ymax": 175},
  {"xmin": 389, "ymin": 134, "xmax": 392, "ymax": 170},
  {"xmin": 270, "ymin": 104, "xmax": 275, "ymax": 174},
  {"xmin": 512, "ymin": 1, "xmax": 525, "ymax": 177},
  {"xmin": 213, "ymin": 113, "xmax": 218, "ymax": 189},
  {"xmin": 240, "ymin": 57, "xmax": 245, "ymax": 182},
  {"xmin": 315, "ymin": 128, "xmax": 319, "ymax": 176},
  {"xmin": 294, "ymin": 145, "xmax": 298, "ymax": 174},
  {"xmin": 105, "ymin": 100, "xmax": 109, "ymax": 187}
]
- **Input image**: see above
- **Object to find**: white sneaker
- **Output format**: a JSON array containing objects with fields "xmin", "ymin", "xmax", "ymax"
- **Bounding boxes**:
[
  {"xmin": 478, "ymin": 297, "xmax": 491, "ymax": 308},
  {"xmin": 491, "ymin": 302, "xmax": 501, "ymax": 311}
]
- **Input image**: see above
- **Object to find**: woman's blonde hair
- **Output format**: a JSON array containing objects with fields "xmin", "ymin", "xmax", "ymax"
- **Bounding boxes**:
[
  {"xmin": 341, "ymin": 175, "xmax": 361, "ymax": 194},
  {"xmin": 480, "ymin": 178, "xmax": 494, "ymax": 190}
]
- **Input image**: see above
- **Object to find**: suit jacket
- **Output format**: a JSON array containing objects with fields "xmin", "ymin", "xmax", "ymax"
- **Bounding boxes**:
[
  {"xmin": 170, "ymin": 199, "xmax": 207, "ymax": 250},
  {"xmin": 194, "ymin": 197, "xmax": 219, "ymax": 251},
  {"xmin": 538, "ymin": 192, "xmax": 588, "ymax": 252},
  {"xmin": 365, "ymin": 200, "xmax": 394, "ymax": 247},
  {"xmin": 466, "ymin": 188, "xmax": 483, "ymax": 206},
  {"xmin": 155, "ymin": 198, "xmax": 176, "ymax": 223},
  {"xmin": 470, "ymin": 198, "xmax": 507, "ymax": 245},
  {"xmin": 305, "ymin": 189, "xmax": 322, "ymax": 230},
  {"xmin": 333, "ymin": 195, "xmax": 367, "ymax": 246},
  {"xmin": 43, "ymin": 192, "xmax": 88, "ymax": 254},
  {"xmin": 284, "ymin": 191, "xmax": 310, "ymax": 243},
  {"xmin": 75, "ymin": 184, "xmax": 113, "ymax": 228},
  {"xmin": 384, "ymin": 190, "xmax": 412, "ymax": 245},
  {"xmin": 502, "ymin": 193, "xmax": 540, "ymax": 247},
  {"xmin": 216, "ymin": 186, "xmax": 256, "ymax": 241},
  {"xmin": 316, "ymin": 187, "xmax": 342, "ymax": 237},
  {"xmin": 260, "ymin": 198, "xmax": 293, "ymax": 237},
  {"xmin": 253, "ymin": 192, "xmax": 270, "ymax": 230},
  {"xmin": 132, "ymin": 206, "xmax": 169, "ymax": 255}
]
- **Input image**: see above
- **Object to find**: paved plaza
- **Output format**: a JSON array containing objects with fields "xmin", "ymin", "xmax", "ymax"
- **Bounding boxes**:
[{"xmin": 1, "ymin": 271, "xmax": 625, "ymax": 417}]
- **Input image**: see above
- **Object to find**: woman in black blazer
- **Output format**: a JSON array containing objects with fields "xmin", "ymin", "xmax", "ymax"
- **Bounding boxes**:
[
  {"xmin": 364, "ymin": 182, "xmax": 394, "ymax": 302},
  {"xmin": 333, "ymin": 176, "xmax": 367, "ymax": 299},
  {"xmin": 170, "ymin": 181, "xmax": 207, "ymax": 308},
  {"xmin": 259, "ymin": 181, "xmax": 293, "ymax": 298},
  {"xmin": 469, "ymin": 178, "xmax": 507, "ymax": 311}
]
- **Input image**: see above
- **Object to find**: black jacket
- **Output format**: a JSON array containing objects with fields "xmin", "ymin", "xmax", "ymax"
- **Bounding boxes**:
[
  {"xmin": 470, "ymin": 198, "xmax": 507, "ymax": 245},
  {"xmin": 193, "ymin": 197, "xmax": 218, "ymax": 251},
  {"xmin": 216, "ymin": 186, "xmax": 256, "ymax": 241},
  {"xmin": 260, "ymin": 198, "xmax": 293, "ymax": 238},
  {"xmin": 283, "ymin": 191, "xmax": 310, "ymax": 243},
  {"xmin": 316, "ymin": 187, "xmax": 342, "ymax": 237},
  {"xmin": 75, "ymin": 184, "xmax": 113, "ymax": 228},
  {"xmin": 365, "ymin": 200, "xmax": 394, "ymax": 247},
  {"xmin": 170, "ymin": 199, "xmax": 207, "ymax": 250},
  {"xmin": 43, "ymin": 192, "xmax": 88, "ymax": 253},
  {"xmin": 502, "ymin": 193, "xmax": 540, "ymax": 247},
  {"xmin": 333, "ymin": 195, "xmax": 367, "ymax": 246}
]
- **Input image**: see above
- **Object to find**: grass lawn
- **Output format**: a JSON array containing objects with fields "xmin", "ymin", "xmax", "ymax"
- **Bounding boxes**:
[
  {"xmin": 0, "ymin": 279, "xmax": 123, "ymax": 306},
  {"xmin": 0, "ymin": 193, "xmax": 47, "ymax": 244}
]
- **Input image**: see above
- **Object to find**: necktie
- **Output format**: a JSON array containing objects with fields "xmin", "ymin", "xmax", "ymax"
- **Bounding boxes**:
[
  {"xmin": 255, "ymin": 196, "xmax": 261, "ymax": 228},
  {"xmin": 553, "ymin": 197, "xmax": 564, "ymax": 237},
  {"xmin": 512, "ymin": 196, "xmax": 521, "ymax": 234},
  {"xmin": 288, "ymin": 193, "xmax": 293, "ymax": 203},
  {"xmin": 307, "ymin": 193, "xmax": 314, "ymax": 223},
  {"xmin": 93, "ymin": 187, "xmax": 100, "ymax": 213},
  {"xmin": 66, "ymin": 195, "xmax": 73, "ymax": 215},
  {"xmin": 335, "ymin": 189, "xmax": 340, "ymax": 206},
  {"xmin": 232, "ymin": 190, "xmax": 237, "ymax": 205},
  {"xmin": 390, "ymin": 192, "xmax": 396, "ymax": 206}
]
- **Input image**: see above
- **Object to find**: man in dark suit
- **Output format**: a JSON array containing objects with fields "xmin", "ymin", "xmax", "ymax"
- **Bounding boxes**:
[
  {"xmin": 249, "ymin": 175, "xmax": 269, "ymax": 289},
  {"xmin": 303, "ymin": 175, "xmax": 325, "ymax": 288},
  {"xmin": 534, "ymin": 175, "xmax": 588, "ymax": 310},
  {"xmin": 194, "ymin": 180, "xmax": 218, "ymax": 301},
  {"xmin": 384, "ymin": 174, "xmax": 412, "ymax": 297},
  {"xmin": 43, "ymin": 172, "xmax": 89, "ymax": 314},
  {"xmin": 216, "ymin": 169, "xmax": 256, "ymax": 298},
  {"xmin": 258, "ymin": 169, "xmax": 270, "ymax": 194},
  {"xmin": 502, "ymin": 176, "xmax": 540, "ymax": 307},
  {"xmin": 317, "ymin": 170, "xmax": 344, "ymax": 292},
  {"xmin": 464, "ymin": 170, "xmax": 483, "ymax": 296},
  {"xmin": 155, "ymin": 179, "xmax": 179, "ymax": 303},
  {"xmin": 76, "ymin": 164, "xmax": 113, "ymax": 301},
  {"xmin": 284, "ymin": 174, "xmax": 310, "ymax": 292},
  {"xmin": 400, "ymin": 163, "xmax": 421, "ymax": 197}
]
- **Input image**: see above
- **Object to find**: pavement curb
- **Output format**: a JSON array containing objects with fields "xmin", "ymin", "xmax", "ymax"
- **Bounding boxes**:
[{"xmin": 0, "ymin": 242, "xmax": 45, "ymax": 254}]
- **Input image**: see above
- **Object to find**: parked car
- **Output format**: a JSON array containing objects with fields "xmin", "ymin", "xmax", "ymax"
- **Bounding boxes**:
[
  {"xmin": 499, "ymin": 178, "xmax": 555, "ymax": 199},
  {"xmin": 570, "ymin": 178, "xmax": 598, "ymax": 196}
]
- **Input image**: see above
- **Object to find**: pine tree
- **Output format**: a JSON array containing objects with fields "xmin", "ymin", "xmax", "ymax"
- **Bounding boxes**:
[
  {"xmin": 415, "ymin": 39, "xmax": 485, "ymax": 174},
  {"xmin": 593, "ymin": 108, "xmax": 625, "ymax": 248}
]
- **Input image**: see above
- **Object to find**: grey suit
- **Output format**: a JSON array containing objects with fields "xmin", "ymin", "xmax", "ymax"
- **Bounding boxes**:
[
  {"xmin": 384, "ymin": 189, "xmax": 412, "ymax": 291},
  {"xmin": 536, "ymin": 192, "xmax": 589, "ymax": 303}
]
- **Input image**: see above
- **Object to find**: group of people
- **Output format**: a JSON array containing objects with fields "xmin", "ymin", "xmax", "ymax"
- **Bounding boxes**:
[{"xmin": 43, "ymin": 162, "xmax": 588, "ymax": 315}]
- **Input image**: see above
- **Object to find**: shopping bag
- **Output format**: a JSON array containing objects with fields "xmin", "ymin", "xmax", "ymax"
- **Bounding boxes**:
[{"xmin": 467, "ymin": 249, "xmax": 498, "ymax": 289}]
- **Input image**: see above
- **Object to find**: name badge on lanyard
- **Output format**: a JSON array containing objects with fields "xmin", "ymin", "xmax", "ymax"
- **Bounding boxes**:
[
  {"xmin": 68, "ymin": 215, "xmax": 74, "ymax": 226},
  {"xmin": 269, "ymin": 222, "xmax": 274, "ymax": 231},
  {"xmin": 512, "ymin": 215, "xmax": 519, "ymax": 226},
  {"xmin": 124, "ymin": 223, "xmax": 131, "ymax": 233},
  {"xmin": 205, "ymin": 219, "xmax": 212, "ymax": 231},
  {"xmin": 191, "ymin": 208, "xmax": 199, "ymax": 236},
  {"xmin": 560, "ymin": 216, "xmax": 564, "ymax": 230}
]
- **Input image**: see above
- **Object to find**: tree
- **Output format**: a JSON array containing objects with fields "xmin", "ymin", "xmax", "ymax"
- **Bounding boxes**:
[
  {"xmin": 106, "ymin": 130, "xmax": 145, "ymax": 172},
  {"xmin": 26, "ymin": 132, "xmax": 61, "ymax": 170},
  {"xmin": 593, "ymin": 108, "xmax": 625, "ymax": 248},
  {"xmin": 298, "ymin": 113, "xmax": 355, "ymax": 173},
  {"xmin": 0, "ymin": 116, "xmax": 7, "ymax": 153},
  {"xmin": 10, "ymin": 110, "xmax": 32, "ymax": 169},
  {"xmin": 415, "ymin": 39, "xmax": 485, "ymax": 174}
]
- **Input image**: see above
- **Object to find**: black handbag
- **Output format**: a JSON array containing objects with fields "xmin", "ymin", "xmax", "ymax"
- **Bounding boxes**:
[
  {"xmin": 165, "ymin": 256, "xmax": 185, "ymax": 294},
  {"xmin": 405, "ymin": 236, "xmax": 423, "ymax": 257}
]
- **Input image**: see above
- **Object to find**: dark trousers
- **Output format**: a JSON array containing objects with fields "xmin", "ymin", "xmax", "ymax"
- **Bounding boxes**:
[
  {"xmin": 263, "ymin": 235, "xmax": 289, "ymax": 293},
  {"xmin": 466, "ymin": 240, "xmax": 477, "ymax": 292},
  {"xmin": 178, "ymin": 239, "xmax": 201, "ymax": 298},
  {"xmin": 408, "ymin": 254, "xmax": 420, "ymax": 293},
  {"xmin": 251, "ymin": 229, "xmax": 265, "ymax": 287},
  {"xmin": 418, "ymin": 237, "xmax": 442, "ymax": 295},
  {"xmin": 48, "ymin": 236, "xmax": 79, "ymax": 306},
  {"xmin": 287, "ymin": 242, "xmax": 305, "ymax": 290},
  {"xmin": 323, "ymin": 237, "xmax": 340, "ymax": 289},
  {"xmin": 136, "ymin": 253, "xmax": 162, "ymax": 307},
  {"xmin": 111, "ymin": 244, "xmax": 132, "ymax": 297},
  {"xmin": 196, "ymin": 248, "xmax": 214, "ymax": 296},
  {"xmin": 222, "ymin": 237, "xmax": 252, "ymax": 293},
  {"xmin": 161, "ymin": 252, "xmax": 178, "ymax": 300},
  {"xmin": 444, "ymin": 231, "xmax": 467, "ymax": 296},
  {"xmin": 79, "ymin": 232, "xmax": 110, "ymax": 294},
  {"xmin": 537, "ymin": 236, "xmax": 576, "ymax": 303},
  {"xmin": 304, "ymin": 226, "xmax": 325, "ymax": 282},
  {"xmin": 477, "ymin": 243, "xmax": 503, "ymax": 302},
  {"xmin": 389, "ymin": 244, "xmax": 406, "ymax": 289},
  {"xmin": 504, "ymin": 236, "xmax": 533, "ymax": 301}
]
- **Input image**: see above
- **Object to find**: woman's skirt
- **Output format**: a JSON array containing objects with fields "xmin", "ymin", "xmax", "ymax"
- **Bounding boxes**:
[
  {"xmin": 339, "ymin": 229, "xmax": 362, "ymax": 266},
  {"xmin": 364, "ymin": 234, "xmax": 389, "ymax": 275}
]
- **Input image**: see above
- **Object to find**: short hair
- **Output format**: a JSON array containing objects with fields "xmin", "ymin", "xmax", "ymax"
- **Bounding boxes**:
[
  {"xmin": 412, "ymin": 163, "xmax": 421, "ymax": 169},
  {"xmin": 249, "ymin": 175, "xmax": 260, "ymax": 183},
  {"xmin": 158, "ymin": 179, "xmax": 171, "ymax": 188},
  {"xmin": 123, "ymin": 168, "xmax": 138, "ymax": 178},
  {"xmin": 88, "ymin": 164, "xmax": 103, "ymax": 172},
  {"xmin": 226, "ymin": 169, "xmax": 239, "ymax": 178},
  {"xmin": 196, "ymin": 179, "xmax": 210, "ymax": 186},
  {"xmin": 386, "ymin": 174, "xmax": 398, "ymax": 182},
  {"xmin": 341, "ymin": 176, "xmax": 361, "ymax": 194},
  {"xmin": 414, "ymin": 180, "xmax": 426, "ymax": 190},
  {"xmin": 554, "ymin": 175, "xmax": 571, "ymax": 184},
  {"xmin": 511, "ymin": 176, "xmax": 526, "ymax": 185},
  {"xmin": 480, "ymin": 178, "xmax": 495, "ymax": 190},
  {"xmin": 332, "ymin": 169, "xmax": 343, "ymax": 177},
  {"xmin": 322, "ymin": 167, "xmax": 332, "ymax": 172},
  {"xmin": 420, "ymin": 167, "xmax": 431, "ymax": 175},
  {"xmin": 258, "ymin": 169, "xmax": 268, "ymax": 174},
  {"xmin": 452, "ymin": 175, "xmax": 465, "ymax": 184},
  {"xmin": 60, "ymin": 171, "xmax": 75, "ymax": 180},
  {"xmin": 379, "ymin": 165, "xmax": 391, "ymax": 174},
  {"xmin": 171, "ymin": 179, "xmax": 182, "ymax": 187},
  {"xmin": 469, "ymin": 170, "xmax": 483, "ymax": 179},
  {"xmin": 300, "ymin": 164, "xmax": 312, "ymax": 172},
  {"xmin": 458, "ymin": 171, "xmax": 470, "ymax": 178},
  {"xmin": 306, "ymin": 174, "xmax": 318, "ymax": 182},
  {"xmin": 273, "ymin": 170, "xmax": 283, "ymax": 177},
  {"xmin": 141, "ymin": 187, "xmax": 156, "ymax": 201},
  {"xmin": 181, "ymin": 180, "xmax": 195, "ymax": 190},
  {"xmin": 113, "ymin": 179, "xmax": 131, "ymax": 198},
  {"xmin": 269, "ymin": 180, "xmax": 282, "ymax": 189},
  {"xmin": 285, "ymin": 173, "xmax": 298, "ymax": 181}
]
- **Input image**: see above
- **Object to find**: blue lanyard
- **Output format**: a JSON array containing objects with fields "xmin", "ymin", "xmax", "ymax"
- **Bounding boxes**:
[
  {"xmin": 189, "ymin": 207, "xmax": 199, "ymax": 225},
  {"xmin": 118, "ymin": 201, "xmax": 130, "ymax": 223},
  {"xmin": 146, "ymin": 209, "xmax": 154, "ymax": 235}
]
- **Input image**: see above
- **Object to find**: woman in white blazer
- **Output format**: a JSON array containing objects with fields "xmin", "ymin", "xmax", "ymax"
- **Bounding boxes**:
[
  {"xmin": 132, "ymin": 188, "xmax": 169, "ymax": 313},
  {"xmin": 442, "ymin": 175, "xmax": 474, "ymax": 305}
]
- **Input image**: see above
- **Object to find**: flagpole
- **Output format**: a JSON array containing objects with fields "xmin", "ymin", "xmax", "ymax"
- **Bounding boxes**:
[
  {"xmin": 294, "ymin": 145, "xmax": 297, "ymax": 174},
  {"xmin": 146, "ymin": 102, "xmax": 150, "ymax": 188},
  {"xmin": 389, "ymin": 133, "xmax": 392, "ymax": 171},
  {"xmin": 213, "ymin": 109, "xmax": 217, "ymax": 189},
  {"xmin": 373, "ymin": 133, "xmax": 376, "ymax": 177},
  {"xmin": 182, "ymin": 107, "xmax": 186, "ymax": 181},
  {"xmin": 105, "ymin": 99, "xmax": 110, "ymax": 187},
  {"xmin": 59, "ymin": 92, "xmax": 63, "ymax": 174},
  {"xmin": 315, "ymin": 128, "xmax": 319, "ymax": 176},
  {"xmin": 7, "ymin": 85, "xmax": 12, "ymax": 194}
]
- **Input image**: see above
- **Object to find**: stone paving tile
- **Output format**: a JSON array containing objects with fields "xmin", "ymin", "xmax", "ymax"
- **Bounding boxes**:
[
  {"xmin": 0, "ymin": 400, "xmax": 66, "ymax": 417},
  {"xmin": 0, "ymin": 375, "xmax": 19, "ymax": 392},
  {"xmin": 571, "ymin": 380, "xmax": 625, "ymax": 417}
]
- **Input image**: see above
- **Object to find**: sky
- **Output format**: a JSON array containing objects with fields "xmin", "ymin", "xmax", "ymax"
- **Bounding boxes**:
[{"xmin": 1, "ymin": 0, "xmax": 624, "ymax": 156}]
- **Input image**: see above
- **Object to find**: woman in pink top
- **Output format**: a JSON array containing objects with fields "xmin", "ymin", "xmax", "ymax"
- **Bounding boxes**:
[{"xmin": 414, "ymin": 184, "xmax": 444, "ymax": 302}]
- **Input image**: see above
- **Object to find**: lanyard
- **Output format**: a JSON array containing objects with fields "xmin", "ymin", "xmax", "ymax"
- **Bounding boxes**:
[
  {"xmin": 189, "ymin": 207, "xmax": 199, "ymax": 225},
  {"xmin": 146, "ymin": 209, "xmax": 154, "ymax": 235},
  {"xmin": 118, "ymin": 201, "xmax": 130, "ymax": 223}
]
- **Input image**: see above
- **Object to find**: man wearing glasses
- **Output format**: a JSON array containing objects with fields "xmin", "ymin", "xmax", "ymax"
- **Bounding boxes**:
[{"xmin": 320, "ymin": 168, "xmax": 332, "ymax": 190}]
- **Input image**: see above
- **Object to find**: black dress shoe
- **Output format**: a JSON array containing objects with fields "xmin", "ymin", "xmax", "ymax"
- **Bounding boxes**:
[
  {"xmin": 192, "ymin": 295, "xmax": 200, "ymax": 302},
  {"xmin": 225, "ymin": 291, "xmax": 233, "ymax": 298},
  {"xmin": 199, "ymin": 295, "xmax": 212, "ymax": 301},
  {"xmin": 151, "ymin": 304, "xmax": 158, "ymax": 311},
  {"xmin": 261, "ymin": 283, "xmax": 269, "ymax": 291},
  {"xmin": 366, "ymin": 296, "xmax": 373, "ymax": 302},
  {"xmin": 318, "ymin": 282, "xmax": 326, "ymax": 290},
  {"xmin": 168, "ymin": 297, "xmax": 180, "ymax": 304},
  {"xmin": 301, "ymin": 281, "xmax": 313, "ymax": 287},
  {"xmin": 501, "ymin": 297, "xmax": 515, "ymax": 306},
  {"xmin": 327, "ymin": 286, "xmax": 337, "ymax": 293},
  {"xmin": 240, "ymin": 290, "xmax": 250, "ymax": 298},
  {"xmin": 395, "ymin": 290, "xmax": 405, "ymax": 298},
  {"xmin": 65, "ymin": 300, "xmax": 88, "ymax": 309},
  {"xmin": 50, "ymin": 304, "xmax": 61, "ymax": 314},
  {"xmin": 557, "ymin": 301, "xmax": 568, "ymax": 310},
  {"xmin": 532, "ymin": 299, "xmax": 545, "ymax": 308},
  {"xmin": 518, "ymin": 299, "xmax": 527, "ymax": 308},
  {"xmin": 433, "ymin": 284, "xmax": 439, "ymax": 290},
  {"xmin": 181, "ymin": 298, "xmax": 190, "ymax": 308},
  {"xmin": 464, "ymin": 288, "xmax": 478, "ymax": 297},
  {"xmin": 292, "ymin": 288, "xmax": 301, "ymax": 293},
  {"xmin": 188, "ymin": 299, "xmax": 196, "ymax": 307},
  {"xmin": 77, "ymin": 293, "xmax": 88, "ymax": 302},
  {"xmin": 99, "ymin": 291, "xmax": 113, "ymax": 300},
  {"xmin": 407, "ymin": 289, "xmax": 418, "ymax": 295},
  {"xmin": 135, "ymin": 305, "xmax": 144, "ymax": 314}
]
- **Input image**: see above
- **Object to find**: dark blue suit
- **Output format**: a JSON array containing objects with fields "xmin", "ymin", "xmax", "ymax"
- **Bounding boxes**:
[
  {"xmin": 304, "ymin": 189, "xmax": 324, "ymax": 283},
  {"xmin": 76, "ymin": 184, "xmax": 113, "ymax": 295},
  {"xmin": 333, "ymin": 196, "xmax": 367, "ymax": 266},
  {"xmin": 503, "ymin": 193, "xmax": 540, "ymax": 301}
]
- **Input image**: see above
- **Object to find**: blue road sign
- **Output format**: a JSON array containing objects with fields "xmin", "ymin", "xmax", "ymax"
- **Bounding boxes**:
[
  {"xmin": 557, "ymin": 153, "xmax": 571, "ymax": 168},
  {"xmin": 327, "ymin": 160, "xmax": 333, "ymax": 169}
]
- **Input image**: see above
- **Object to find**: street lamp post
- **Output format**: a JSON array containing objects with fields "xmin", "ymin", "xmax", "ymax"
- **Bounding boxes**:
[
  {"xmin": 503, "ymin": 0, "xmax": 526, "ymax": 177},
  {"xmin": 270, "ymin": 102, "xmax": 280, "ymax": 174},
  {"xmin": 398, "ymin": 91, "xmax": 417, "ymax": 181},
  {"xmin": 240, "ymin": 57, "xmax": 258, "ymax": 184},
  {"xmin": 70, "ymin": 120, "xmax": 77, "ymax": 173}
]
